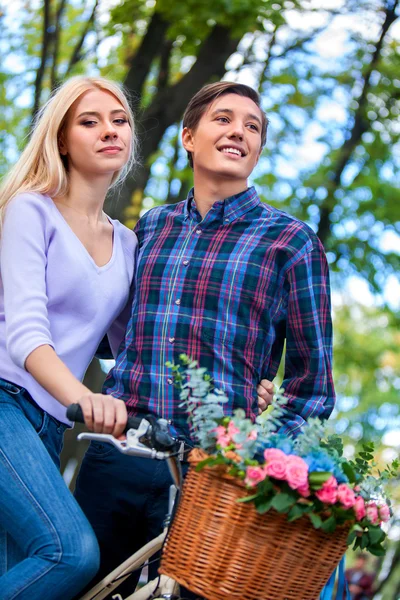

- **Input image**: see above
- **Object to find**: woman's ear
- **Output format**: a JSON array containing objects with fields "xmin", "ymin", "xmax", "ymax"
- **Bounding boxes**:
[
  {"xmin": 182, "ymin": 127, "xmax": 194, "ymax": 153},
  {"xmin": 58, "ymin": 132, "xmax": 67, "ymax": 156}
]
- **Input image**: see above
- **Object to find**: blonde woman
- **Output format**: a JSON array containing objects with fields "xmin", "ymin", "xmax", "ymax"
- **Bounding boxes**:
[{"xmin": 0, "ymin": 76, "xmax": 137, "ymax": 599}]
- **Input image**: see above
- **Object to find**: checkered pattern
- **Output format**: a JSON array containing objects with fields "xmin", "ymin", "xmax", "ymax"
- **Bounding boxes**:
[{"xmin": 104, "ymin": 187, "xmax": 335, "ymax": 440}]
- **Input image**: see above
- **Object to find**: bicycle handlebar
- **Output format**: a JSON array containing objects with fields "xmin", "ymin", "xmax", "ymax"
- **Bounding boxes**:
[
  {"xmin": 66, "ymin": 403, "xmax": 143, "ymax": 433},
  {"xmin": 66, "ymin": 403, "xmax": 177, "ymax": 452}
]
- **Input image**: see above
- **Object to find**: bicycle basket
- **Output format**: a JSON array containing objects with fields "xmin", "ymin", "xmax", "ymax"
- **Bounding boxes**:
[{"xmin": 159, "ymin": 449, "xmax": 349, "ymax": 600}]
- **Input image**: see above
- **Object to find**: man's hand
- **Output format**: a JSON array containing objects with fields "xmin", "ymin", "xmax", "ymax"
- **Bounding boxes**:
[
  {"xmin": 77, "ymin": 393, "xmax": 128, "ymax": 439},
  {"xmin": 257, "ymin": 379, "xmax": 274, "ymax": 414}
]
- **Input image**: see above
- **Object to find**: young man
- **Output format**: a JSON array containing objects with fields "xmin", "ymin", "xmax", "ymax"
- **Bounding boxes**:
[{"xmin": 74, "ymin": 82, "xmax": 335, "ymax": 598}]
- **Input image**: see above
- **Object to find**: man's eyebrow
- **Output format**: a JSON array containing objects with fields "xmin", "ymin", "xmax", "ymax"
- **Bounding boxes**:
[
  {"xmin": 210, "ymin": 108, "xmax": 262, "ymax": 126},
  {"xmin": 77, "ymin": 109, "xmax": 128, "ymax": 118}
]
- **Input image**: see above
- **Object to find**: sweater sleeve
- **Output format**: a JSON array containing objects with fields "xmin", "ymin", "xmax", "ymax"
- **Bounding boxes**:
[
  {"xmin": 106, "ymin": 294, "xmax": 133, "ymax": 359},
  {"xmin": 1, "ymin": 194, "xmax": 55, "ymax": 368},
  {"xmin": 106, "ymin": 222, "xmax": 138, "ymax": 359}
]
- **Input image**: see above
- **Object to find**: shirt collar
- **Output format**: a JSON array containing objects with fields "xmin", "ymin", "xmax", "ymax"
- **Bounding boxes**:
[{"xmin": 184, "ymin": 186, "xmax": 261, "ymax": 223}]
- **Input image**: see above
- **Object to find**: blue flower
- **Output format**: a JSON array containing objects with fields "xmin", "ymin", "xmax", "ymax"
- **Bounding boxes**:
[
  {"xmin": 256, "ymin": 434, "xmax": 294, "ymax": 459},
  {"xmin": 304, "ymin": 450, "xmax": 335, "ymax": 473},
  {"xmin": 333, "ymin": 463, "xmax": 348, "ymax": 484}
]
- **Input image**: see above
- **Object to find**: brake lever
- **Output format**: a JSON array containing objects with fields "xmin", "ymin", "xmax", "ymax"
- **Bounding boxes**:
[
  {"xmin": 77, "ymin": 432, "xmax": 166, "ymax": 459},
  {"xmin": 126, "ymin": 419, "xmax": 152, "ymax": 448},
  {"xmin": 77, "ymin": 432, "xmax": 128, "ymax": 451}
]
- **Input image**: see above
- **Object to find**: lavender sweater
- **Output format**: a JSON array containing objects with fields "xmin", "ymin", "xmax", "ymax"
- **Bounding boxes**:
[{"xmin": 0, "ymin": 192, "xmax": 137, "ymax": 424}]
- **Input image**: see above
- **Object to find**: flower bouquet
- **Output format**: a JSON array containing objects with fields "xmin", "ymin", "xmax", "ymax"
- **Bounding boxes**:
[{"xmin": 159, "ymin": 356, "xmax": 397, "ymax": 600}]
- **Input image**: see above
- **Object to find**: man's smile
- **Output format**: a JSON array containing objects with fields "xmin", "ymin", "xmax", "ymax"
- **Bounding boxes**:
[{"xmin": 217, "ymin": 144, "xmax": 247, "ymax": 158}]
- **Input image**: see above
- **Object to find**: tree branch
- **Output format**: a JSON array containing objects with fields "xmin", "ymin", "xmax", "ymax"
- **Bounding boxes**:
[
  {"xmin": 32, "ymin": 0, "xmax": 52, "ymax": 122},
  {"xmin": 50, "ymin": 0, "xmax": 68, "ymax": 89},
  {"xmin": 65, "ymin": 0, "xmax": 98, "ymax": 76},
  {"xmin": 156, "ymin": 37, "xmax": 173, "ymax": 92},
  {"xmin": 317, "ymin": 0, "xmax": 399, "ymax": 245}
]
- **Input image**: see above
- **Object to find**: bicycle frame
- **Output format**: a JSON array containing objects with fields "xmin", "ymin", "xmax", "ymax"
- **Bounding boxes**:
[{"xmin": 76, "ymin": 427, "xmax": 183, "ymax": 600}]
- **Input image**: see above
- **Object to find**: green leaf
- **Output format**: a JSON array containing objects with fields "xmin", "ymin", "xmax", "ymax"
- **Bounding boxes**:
[
  {"xmin": 271, "ymin": 493, "xmax": 295, "ymax": 513},
  {"xmin": 353, "ymin": 537, "xmax": 362, "ymax": 550},
  {"xmin": 367, "ymin": 526, "xmax": 385, "ymax": 545},
  {"xmin": 255, "ymin": 497, "xmax": 274, "ymax": 514},
  {"xmin": 342, "ymin": 462, "xmax": 356, "ymax": 483},
  {"xmin": 320, "ymin": 515, "xmax": 337, "ymax": 533},
  {"xmin": 309, "ymin": 512, "xmax": 323, "ymax": 529},
  {"xmin": 287, "ymin": 504, "xmax": 307, "ymax": 522},
  {"xmin": 236, "ymin": 493, "xmax": 259, "ymax": 503},
  {"xmin": 258, "ymin": 478, "xmax": 273, "ymax": 494},
  {"xmin": 309, "ymin": 471, "xmax": 332, "ymax": 488},
  {"xmin": 347, "ymin": 530, "xmax": 358, "ymax": 545},
  {"xmin": 368, "ymin": 544, "xmax": 385, "ymax": 557},
  {"xmin": 195, "ymin": 455, "xmax": 225, "ymax": 471}
]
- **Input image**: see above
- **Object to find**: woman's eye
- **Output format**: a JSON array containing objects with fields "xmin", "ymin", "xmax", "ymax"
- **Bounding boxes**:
[
  {"xmin": 81, "ymin": 120, "xmax": 97, "ymax": 126},
  {"xmin": 217, "ymin": 117, "xmax": 229, "ymax": 123},
  {"xmin": 248, "ymin": 123, "xmax": 259, "ymax": 131},
  {"xmin": 114, "ymin": 118, "xmax": 128, "ymax": 125}
]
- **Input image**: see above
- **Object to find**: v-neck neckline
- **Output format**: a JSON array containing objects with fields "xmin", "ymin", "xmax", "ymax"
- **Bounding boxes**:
[{"xmin": 48, "ymin": 195, "xmax": 116, "ymax": 272}]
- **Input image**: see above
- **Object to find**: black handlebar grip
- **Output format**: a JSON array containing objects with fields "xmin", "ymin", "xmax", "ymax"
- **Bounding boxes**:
[{"xmin": 66, "ymin": 403, "xmax": 143, "ymax": 433}]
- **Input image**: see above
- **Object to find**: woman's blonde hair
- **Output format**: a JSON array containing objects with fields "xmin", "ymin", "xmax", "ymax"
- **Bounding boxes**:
[{"xmin": 0, "ymin": 76, "xmax": 137, "ymax": 217}]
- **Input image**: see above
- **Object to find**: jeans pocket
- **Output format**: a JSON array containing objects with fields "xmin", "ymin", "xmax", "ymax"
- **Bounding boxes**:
[
  {"xmin": 17, "ymin": 393, "xmax": 48, "ymax": 436},
  {"xmin": 0, "ymin": 378, "xmax": 23, "ymax": 395},
  {"xmin": 85, "ymin": 440, "xmax": 115, "ymax": 459}
]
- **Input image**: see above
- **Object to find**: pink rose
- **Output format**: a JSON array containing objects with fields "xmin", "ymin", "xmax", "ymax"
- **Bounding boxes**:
[
  {"xmin": 337, "ymin": 484, "xmax": 356, "ymax": 509},
  {"xmin": 213, "ymin": 425, "xmax": 231, "ymax": 448},
  {"xmin": 315, "ymin": 476, "xmax": 338, "ymax": 505},
  {"xmin": 297, "ymin": 484, "xmax": 311, "ymax": 498},
  {"xmin": 285, "ymin": 455, "xmax": 309, "ymax": 490},
  {"xmin": 214, "ymin": 426, "xmax": 226, "ymax": 437},
  {"xmin": 264, "ymin": 448, "xmax": 287, "ymax": 462},
  {"xmin": 228, "ymin": 421, "xmax": 240, "ymax": 437},
  {"xmin": 365, "ymin": 502, "xmax": 379, "ymax": 525},
  {"xmin": 263, "ymin": 449, "xmax": 287, "ymax": 480},
  {"xmin": 354, "ymin": 496, "xmax": 366, "ymax": 521},
  {"xmin": 378, "ymin": 503, "xmax": 391, "ymax": 523},
  {"xmin": 245, "ymin": 466, "xmax": 267, "ymax": 487}
]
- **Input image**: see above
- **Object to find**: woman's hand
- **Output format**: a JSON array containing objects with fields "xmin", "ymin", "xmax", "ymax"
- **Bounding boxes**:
[
  {"xmin": 77, "ymin": 393, "xmax": 128, "ymax": 439},
  {"xmin": 257, "ymin": 379, "xmax": 274, "ymax": 414}
]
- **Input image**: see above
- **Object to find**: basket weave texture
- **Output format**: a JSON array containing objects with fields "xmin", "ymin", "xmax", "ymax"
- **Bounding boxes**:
[{"xmin": 159, "ymin": 449, "xmax": 349, "ymax": 600}]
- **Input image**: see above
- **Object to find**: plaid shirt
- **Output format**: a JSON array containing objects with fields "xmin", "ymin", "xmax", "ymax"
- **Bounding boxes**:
[{"xmin": 104, "ymin": 187, "xmax": 335, "ymax": 439}]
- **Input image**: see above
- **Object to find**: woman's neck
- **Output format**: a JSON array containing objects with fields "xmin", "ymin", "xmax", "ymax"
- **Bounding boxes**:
[{"xmin": 55, "ymin": 170, "xmax": 112, "ymax": 223}]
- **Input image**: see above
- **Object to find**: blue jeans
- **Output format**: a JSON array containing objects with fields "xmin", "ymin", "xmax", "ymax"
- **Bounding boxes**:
[
  {"xmin": 0, "ymin": 378, "xmax": 100, "ymax": 600},
  {"xmin": 75, "ymin": 443, "xmax": 201, "ymax": 600}
]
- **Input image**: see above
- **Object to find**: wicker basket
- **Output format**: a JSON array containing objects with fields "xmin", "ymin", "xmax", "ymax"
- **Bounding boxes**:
[{"xmin": 159, "ymin": 449, "xmax": 349, "ymax": 600}]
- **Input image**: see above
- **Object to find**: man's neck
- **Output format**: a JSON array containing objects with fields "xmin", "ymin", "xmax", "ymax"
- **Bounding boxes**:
[{"xmin": 191, "ymin": 172, "xmax": 248, "ymax": 218}]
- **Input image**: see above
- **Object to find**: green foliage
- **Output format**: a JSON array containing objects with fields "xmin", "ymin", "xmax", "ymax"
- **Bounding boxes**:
[{"xmin": 167, "ymin": 354, "xmax": 228, "ymax": 448}]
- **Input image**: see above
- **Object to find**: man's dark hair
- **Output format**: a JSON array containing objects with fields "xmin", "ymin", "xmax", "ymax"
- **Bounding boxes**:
[{"xmin": 183, "ymin": 81, "xmax": 269, "ymax": 168}]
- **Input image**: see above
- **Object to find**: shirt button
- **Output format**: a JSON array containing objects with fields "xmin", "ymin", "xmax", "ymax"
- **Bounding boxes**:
[
  {"xmin": 196, "ymin": 229, "xmax": 202, "ymax": 234},
  {"xmin": 175, "ymin": 299, "xmax": 181, "ymax": 305},
  {"xmin": 167, "ymin": 378, "xmax": 173, "ymax": 385},
  {"xmin": 183, "ymin": 260, "xmax": 189, "ymax": 266},
  {"xmin": 225, "ymin": 218, "xmax": 229, "ymax": 222},
  {"xmin": 169, "ymin": 337, "xmax": 175, "ymax": 343}
]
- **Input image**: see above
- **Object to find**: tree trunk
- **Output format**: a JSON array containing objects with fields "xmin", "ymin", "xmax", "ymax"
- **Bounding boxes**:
[
  {"xmin": 113, "ymin": 24, "xmax": 240, "ymax": 222},
  {"xmin": 123, "ymin": 11, "xmax": 170, "ymax": 101}
]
